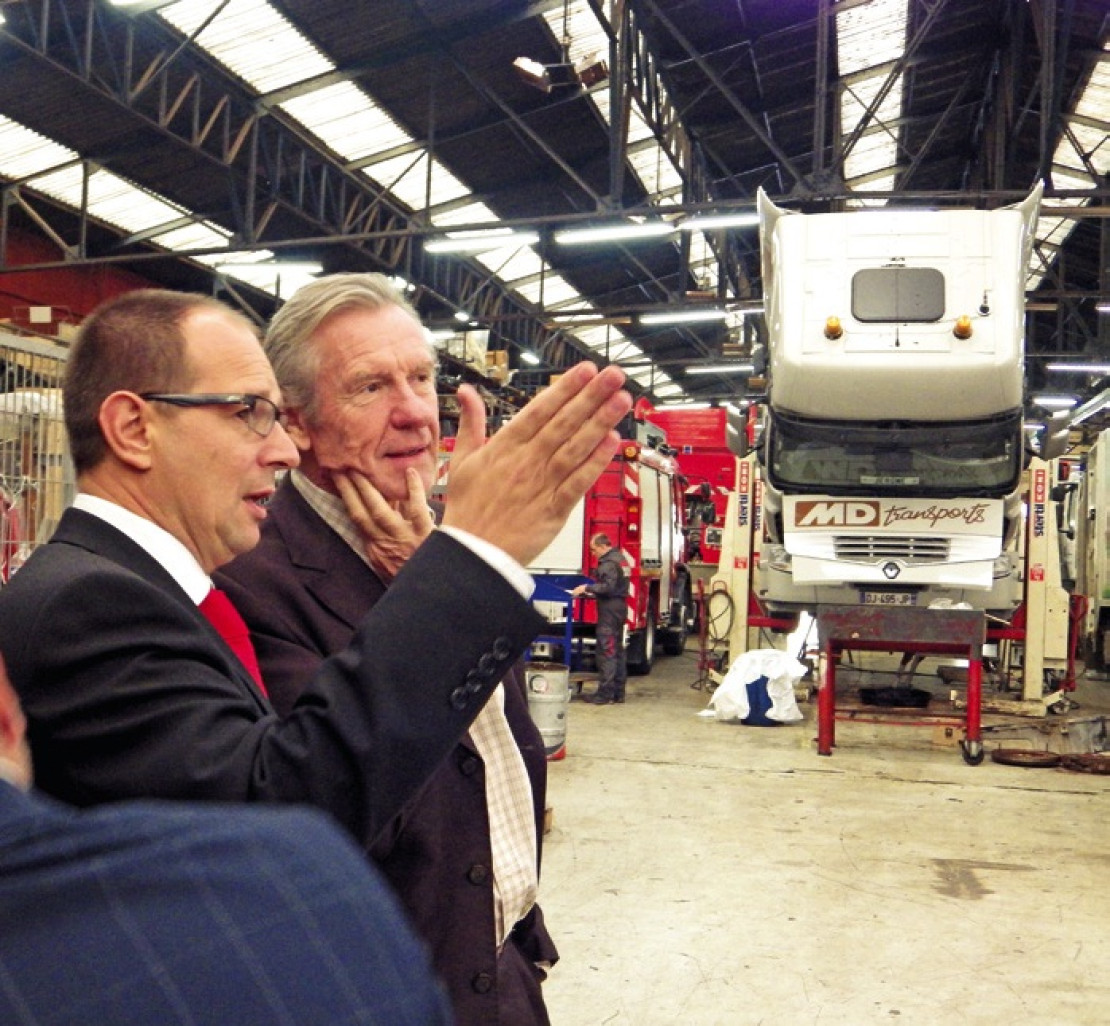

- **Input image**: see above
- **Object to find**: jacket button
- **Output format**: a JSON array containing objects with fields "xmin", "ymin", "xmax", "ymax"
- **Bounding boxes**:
[
  {"xmin": 477, "ymin": 652, "xmax": 497, "ymax": 675},
  {"xmin": 467, "ymin": 863, "xmax": 490, "ymax": 885},
  {"xmin": 471, "ymin": 972, "xmax": 494, "ymax": 994},
  {"xmin": 465, "ymin": 670, "xmax": 484, "ymax": 695},
  {"xmin": 449, "ymin": 687, "xmax": 468, "ymax": 711},
  {"xmin": 492, "ymin": 637, "xmax": 513, "ymax": 659},
  {"xmin": 458, "ymin": 754, "xmax": 481, "ymax": 777}
]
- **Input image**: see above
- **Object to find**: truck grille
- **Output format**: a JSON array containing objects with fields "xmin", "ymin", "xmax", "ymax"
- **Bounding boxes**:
[{"xmin": 833, "ymin": 535, "xmax": 950, "ymax": 564}]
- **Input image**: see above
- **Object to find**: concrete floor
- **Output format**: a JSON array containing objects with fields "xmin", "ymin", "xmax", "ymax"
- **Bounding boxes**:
[{"xmin": 538, "ymin": 649, "xmax": 1110, "ymax": 1026}]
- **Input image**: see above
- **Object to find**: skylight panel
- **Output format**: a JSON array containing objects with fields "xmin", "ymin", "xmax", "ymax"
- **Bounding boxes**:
[
  {"xmin": 653, "ymin": 382, "xmax": 683, "ymax": 398},
  {"xmin": 1061, "ymin": 118, "xmax": 1109, "ymax": 170},
  {"xmin": 626, "ymin": 367, "xmax": 661, "ymax": 387},
  {"xmin": 159, "ymin": 0, "xmax": 332, "ymax": 93},
  {"xmin": 627, "ymin": 142, "xmax": 685, "ymax": 201},
  {"xmin": 25, "ymin": 166, "xmax": 172, "ymax": 237},
  {"xmin": 1029, "ymin": 38, "xmax": 1110, "ymax": 290},
  {"xmin": 0, "ymin": 118, "xmax": 77, "ymax": 180},
  {"xmin": 604, "ymin": 338, "xmax": 643, "ymax": 363},
  {"xmin": 622, "ymin": 98, "xmax": 658, "ymax": 146},
  {"xmin": 574, "ymin": 325, "xmax": 617, "ymax": 350},
  {"xmin": 837, "ymin": 2, "xmax": 906, "ymax": 70},
  {"xmin": 155, "ymin": 221, "xmax": 231, "ymax": 251},
  {"xmin": 515, "ymin": 275, "xmax": 584, "ymax": 308},
  {"xmin": 589, "ymin": 90, "xmax": 654, "ymax": 147},
  {"xmin": 474, "ymin": 248, "xmax": 544, "ymax": 287},
  {"xmin": 472, "ymin": 247, "xmax": 540, "ymax": 286},
  {"xmin": 1073, "ymin": 53, "xmax": 1110, "ymax": 123},
  {"xmin": 7, "ymin": 133, "xmax": 235, "ymax": 256},
  {"xmin": 1057, "ymin": 55, "xmax": 1109, "ymax": 182},
  {"xmin": 279, "ymin": 83, "xmax": 409, "ymax": 163},
  {"xmin": 362, "ymin": 152, "xmax": 472, "ymax": 212},
  {"xmin": 541, "ymin": 1, "xmax": 610, "ymax": 66},
  {"xmin": 836, "ymin": 0, "xmax": 908, "ymax": 204},
  {"xmin": 429, "ymin": 200, "xmax": 500, "ymax": 228}
]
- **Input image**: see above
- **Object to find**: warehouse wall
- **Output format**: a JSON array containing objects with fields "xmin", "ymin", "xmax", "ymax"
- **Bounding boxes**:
[{"xmin": 0, "ymin": 229, "xmax": 157, "ymax": 337}]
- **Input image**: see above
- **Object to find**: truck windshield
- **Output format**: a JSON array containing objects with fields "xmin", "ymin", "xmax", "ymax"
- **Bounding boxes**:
[{"xmin": 766, "ymin": 411, "xmax": 1024, "ymax": 498}]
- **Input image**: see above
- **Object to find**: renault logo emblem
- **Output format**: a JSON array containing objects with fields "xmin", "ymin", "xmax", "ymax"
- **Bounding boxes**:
[{"xmin": 882, "ymin": 561, "xmax": 901, "ymax": 580}]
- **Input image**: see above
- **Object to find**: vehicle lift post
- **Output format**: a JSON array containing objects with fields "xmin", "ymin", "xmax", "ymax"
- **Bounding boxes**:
[{"xmin": 709, "ymin": 453, "xmax": 760, "ymax": 667}]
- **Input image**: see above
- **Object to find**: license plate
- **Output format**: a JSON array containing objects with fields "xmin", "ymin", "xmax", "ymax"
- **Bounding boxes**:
[{"xmin": 859, "ymin": 591, "xmax": 917, "ymax": 607}]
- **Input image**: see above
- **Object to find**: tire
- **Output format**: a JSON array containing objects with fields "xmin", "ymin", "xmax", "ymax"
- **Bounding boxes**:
[
  {"xmin": 626, "ymin": 599, "xmax": 657, "ymax": 676},
  {"xmin": 990, "ymin": 749, "xmax": 1062, "ymax": 768},
  {"xmin": 662, "ymin": 576, "xmax": 693, "ymax": 656}
]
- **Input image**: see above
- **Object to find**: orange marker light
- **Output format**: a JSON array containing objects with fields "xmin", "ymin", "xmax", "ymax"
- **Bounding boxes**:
[
  {"xmin": 953, "ymin": 315, "xmax": 973, "ymax": 339},
  {"xmin": 824, "ymin": 316, "xmax": 843, "ymax": 340}
]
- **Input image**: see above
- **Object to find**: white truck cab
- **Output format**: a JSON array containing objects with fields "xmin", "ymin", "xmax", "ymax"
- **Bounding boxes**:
[{"xmin": 755, "ymin": 185, "xmax": 1042, "ymax": 613}]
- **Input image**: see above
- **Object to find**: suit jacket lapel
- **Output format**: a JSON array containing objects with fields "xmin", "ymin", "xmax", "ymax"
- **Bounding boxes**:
[
  {"xmin": 270, "ymin": 482, "xmax": 389, "ymax": 632},
  {"xmin": 51, "ymin": 509, "xmax": 271, "ymax": 711}
]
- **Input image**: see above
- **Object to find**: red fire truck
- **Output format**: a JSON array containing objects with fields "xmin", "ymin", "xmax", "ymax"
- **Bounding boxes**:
[
  {"xmin": 644, "ymin": 406, "xmax": 737, "ymax": 572},
  {"xmin": 528, "ymin": 411, "xmax": 694, "ymax": 675}
]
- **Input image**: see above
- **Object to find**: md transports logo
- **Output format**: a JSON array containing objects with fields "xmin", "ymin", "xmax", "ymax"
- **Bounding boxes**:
[{"xmin": 792, "ymin": 499, "xmax": 993, "ymax": 530}]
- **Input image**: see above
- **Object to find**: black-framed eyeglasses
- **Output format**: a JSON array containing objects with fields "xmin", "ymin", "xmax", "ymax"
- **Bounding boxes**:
[{"xmin": 139, "ymin": 393, "xmax": 283, "ymax": 437}]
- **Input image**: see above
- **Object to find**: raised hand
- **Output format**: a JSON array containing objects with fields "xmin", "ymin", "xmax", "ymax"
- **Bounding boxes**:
[
  {"xmin": 333, "ymin": 467, "xmax": 434, "ymax": 581},
  {"xmin": 442, "ymin": 362, "xmax": 631, "ymax": 566}
]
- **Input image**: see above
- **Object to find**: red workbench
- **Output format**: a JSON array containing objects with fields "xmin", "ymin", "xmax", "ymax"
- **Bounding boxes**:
[{"xmin": 816, "ymin": 605, "xmax": 987, "ymax": 765}]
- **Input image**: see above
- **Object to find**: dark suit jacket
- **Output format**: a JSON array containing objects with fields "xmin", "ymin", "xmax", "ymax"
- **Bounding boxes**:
[
  {"xmin": 0, "ymin": 782, "xmax": 452, "ymax": 1025},
  {"xmin": 217, "ymin": 480, "xmax": 558, "ymax": 1026},
  {"xmin": 0, "ymin": 506, "xmax": 545, "ymax": 852}
]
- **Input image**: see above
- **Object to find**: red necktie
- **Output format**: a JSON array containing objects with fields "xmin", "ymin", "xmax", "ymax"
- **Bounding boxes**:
[{"xmin": 199, "ymin": 587, "xmax": 268, "ymax": 697}]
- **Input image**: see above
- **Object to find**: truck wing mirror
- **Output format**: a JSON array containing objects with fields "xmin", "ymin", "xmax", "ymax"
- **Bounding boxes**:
[
  {"xmin": 725, "ymin": 408, "xmax": 749, "ymax": 457},
  {"xmin": 1037, "ymin": 410, "xmax": 1071, "ymax": 461}
]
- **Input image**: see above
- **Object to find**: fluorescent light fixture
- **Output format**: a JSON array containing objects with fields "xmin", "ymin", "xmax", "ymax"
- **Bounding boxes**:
[
  {"xmin": 1023, "ymin": 422, "xmax": 1044, "ymax": 432},
  {"xmin": 1045, "ymin": 363, "xmax": 1110, "ymax": 374},
  {"xmin": 641, "ymin": 309, "xmax": 729, "ymax": 326},
  {"xmin": 554, "ymin": 222, "xmax": 675, "ymax": 246},
  {"xmin": 1096, "ymin": 302, "xmax": 1110, "ymax": 313},
  {"xmin": 658, "ymin": 401, "xmax": 713, "ymax": 410},
  {"xmin": 685, "ymin": 363, "xmax": 755, "ymax": 375},
  {"xmin": 680, "ymin": 212, "xmax": 759, "ymax": 231},
  {"xmin": 453, "ymin": 310, "xmax": 471, "ymax": 323},
  {"xmin": 1031, "ymin": 395, "xmax": 1079, "ymax": 409},
  {"xmin": 425, "ymin": 230, "xmax": 539, "ymax": 254},
  {"xmin": 520, "ymin": 350, "xmax": 541, "ymax": 366}
]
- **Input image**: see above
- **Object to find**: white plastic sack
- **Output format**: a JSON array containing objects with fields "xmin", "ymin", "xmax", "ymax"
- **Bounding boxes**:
[{"xmin": 708, "ymin": 649, "xmax": 806, "ymax": 724}]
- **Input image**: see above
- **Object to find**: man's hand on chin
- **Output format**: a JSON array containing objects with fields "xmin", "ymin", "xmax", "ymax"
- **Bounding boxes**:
[{"xmin": 333, "ymin": 468, "xmax": 434, "ymax": 581}]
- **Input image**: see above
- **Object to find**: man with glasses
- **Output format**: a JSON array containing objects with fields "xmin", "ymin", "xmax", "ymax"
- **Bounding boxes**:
[{"xmin": 0, "ymin": 289, "xmax": 630, "ymax": 857}]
